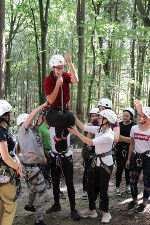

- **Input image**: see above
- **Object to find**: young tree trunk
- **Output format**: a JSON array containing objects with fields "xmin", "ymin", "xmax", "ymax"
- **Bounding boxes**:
[
  {"xmin": 130, "ymin": 1, "xmax": 137, "ymax": 108},
  {"xmin": 5, "ymin": 2, "xmax": 25, "ymax": 98},
  {"xmin": 0, "ymin": 0, "xmax": 5, "ymax": 99},
  {"xmin": 76, "ymin": 0, "xmax": 86, "ymax": 119},
  {"xmin": 29, "ymin": 1, "xmax": 42, "ymax": 105},
  {"xmin": 136, "ymin": 39, "xmax": 146, "ymax": 99},
  {"xmin": 136, "ymin": 0, "xmax": 150, "ymax": 27},
  {"xmin": 38, "ymin": 0, "xmax": 50, "ymax": 103}
]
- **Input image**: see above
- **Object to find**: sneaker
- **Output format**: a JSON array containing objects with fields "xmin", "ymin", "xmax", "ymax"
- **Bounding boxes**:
[
  {"xmin": 35, "ymin": 221, "xmax": 46, "ymax": 225},
  {"xmin": 24, "ymin": 204, "xmax": 36, "ymax": 212},
  {"xmin": 59, "ymin": 191, "xmax": 66, "ymax": 199},
  {"xmin": 136, "ymin": 204, "xmax": 146, "ymax": 213},
  {"xmin": 82, "ymin": 192, "xmax": 88, "ymax": 200},
  {"xmin": 71, "ymin": 209, "xmax": 80, "ymax": 220},
  {"xmin": 126, "ymin": 185, "xmax": 131, "ymax": 194},
  {"xmin": 115, "ymin": 187, "xmax": 121, "ymax": 196},
  {"xmin": 46, "ymin": 203, "xmax": 61, "ymax": 214},
  {"xmin": 80, "ymin": 208, "xmax": 98, "ymax": 218},
  {"xmin": 101, "ymin": 212, "xmax": 111, "ymax": 223},
  {"xmin": 127, "ymin": 201, "xmax": 138, "ymax": 211}
]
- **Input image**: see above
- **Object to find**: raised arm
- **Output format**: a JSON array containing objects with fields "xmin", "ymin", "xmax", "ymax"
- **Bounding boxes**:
[
  {"xmin": 24, "ymin": 103, "xmax": 47, "ymax": 130},
  {"xmin": 65, "ymin": 53, "xmax": 78, "ymax": 83}
]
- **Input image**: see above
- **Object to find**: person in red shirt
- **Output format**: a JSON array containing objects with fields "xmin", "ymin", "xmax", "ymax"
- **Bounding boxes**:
[{"xmin": 44, "ymin": 53, "xmax": 78, "ymax": 153}]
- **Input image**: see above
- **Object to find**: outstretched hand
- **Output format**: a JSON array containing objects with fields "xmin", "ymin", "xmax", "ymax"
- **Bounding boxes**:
[
  {"xmin": 67, "ymin": 126, "xmax": 77, "ymax": 134},
  {"xmin": 134, "ymin": 99, "xmax": 143, "ymax": 115},
  {"xmin": 65, "ymin": 53, "xmax": 72, "ymax": 64}
]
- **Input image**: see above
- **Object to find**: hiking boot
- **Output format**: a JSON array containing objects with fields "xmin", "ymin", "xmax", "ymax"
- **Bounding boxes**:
[
  {"xmin": 35, "ymin": 221, "xmax": 46, "ymax": 225},
  {"xmin": 80, "ymin": 208, "xmax": 98, "ymax": 218},
  {"xmin": 136, "ymin": 204, "xmax": 146, "ymax": 213},
  {"xmin": 59, "ymin": 191, "xmax": 66, "ymax": 199},
  {"xmin": 115, "ymin": 187, "xmax": 121, "ymax": 196},
  {"xmin": 82, "ymin": 191, "xmax": 88, "ymax": 200},
  {"xmin": 127, "ymin": 201, "xmax": 138, "ymax": 211},
  {"xmin": 24, "ymin": 204, "xmax": 36, "ymax": 212},
  {"xmin": 101, "ymin": 212, "xmax": 112, "ymax": 223},
  {"xmin": 46, "ymin": 203, "xmax": 61, "ymax": 214},
  {"xmin": 71, "ymin": 209, "xmax": 80, "ymax": 220},
  {"xmin": 126, "ymin": 185, "xmax": 131, "ymax": 194}
]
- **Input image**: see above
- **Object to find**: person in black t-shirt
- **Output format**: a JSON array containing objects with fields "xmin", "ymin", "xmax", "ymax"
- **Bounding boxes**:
[
  {"xmin": 115, "ymin": 107, "xmax": 136, "ymax": 196},
  {"xmin": 0, "ymin": 100, "xmax": 23, "ymax": 225}
]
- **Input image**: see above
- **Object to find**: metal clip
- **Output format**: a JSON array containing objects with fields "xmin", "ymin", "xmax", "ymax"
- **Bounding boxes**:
[
  {"xmin": 91, "ymin": 159, "xmax": 96, "ymax": 168},
  {"xmin": 122, "ymin": 149, "xmax": 127, "ymax": 159},
  {"xmin": 136, "ymin": 158, "xmax": 142, "ymax": 167},
  {"xmin": 56, "ymin": 156, "xmax": 62, "ymax": 167}
]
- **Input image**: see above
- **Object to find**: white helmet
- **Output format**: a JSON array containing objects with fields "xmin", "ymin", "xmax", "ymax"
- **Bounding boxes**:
[
  {"xmin": 99, "ymin": 109, "xmax": 117, "ymax": 124},
  {"xmin": 98, "ymin": 98, "xmax": 112, "ymax": 109},
  {"xmin": 123, "ymin": 107, "xmax": 135, "ymax": 116},
  {"xmin": 50, "ymin": 55, "xmax": 65, "ymax": 67},
  {"xmin": 0, "ymin": 100, "xmax": 12, "ymax": 116},
  {"xmin": 90, "ymin": 108, "xmax": 99, "ymax": 114},
  {"xmin": 142, "ymin": 107, "xmax": 150, "ymax": 118},
  {"xmin": 17, "ymin": 113, "xmax": 29, "ymax": 126}
]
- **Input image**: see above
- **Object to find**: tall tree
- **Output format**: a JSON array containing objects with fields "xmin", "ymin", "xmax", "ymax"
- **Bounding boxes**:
[
  {"xmin": 130, "ymin": 1, "xmax": 137, "ymax": 108},
  {"xmin": 76, "ymin": 0, "xmax": 86, "ymax": 119},
  {"xmin": 136, "ymin": 0, "xmax": 150, "ymax": 27},
  {"xmin": 5, "ymin": 0, "xmax": 25, "ymax": 98},
  {"xmin": 0, "ymin": 0, "xmax": 5, "ymax": 98},
  {"xmin": 38, "ymin": 0, "xmax": 50, "ymax": 103},
  {"xmin": 29, "ymin": 0, "xmax": 41, "ymax": 105}
]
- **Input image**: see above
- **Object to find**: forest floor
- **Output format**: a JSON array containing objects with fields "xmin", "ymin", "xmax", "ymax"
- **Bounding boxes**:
[{"xmin": 13, "ymin": 149, "xmax": 150, "ymax": 225}]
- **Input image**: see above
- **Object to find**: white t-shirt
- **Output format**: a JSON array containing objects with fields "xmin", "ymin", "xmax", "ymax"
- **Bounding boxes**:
[
  {"xmin": 84, "ymin": 125, "xmax": 114, "ymax": 166},
  {"xmin": 130, "ymin": 124, "xmax": 150, "ymax": 156},
  {"xmin": 49, "ymin": 127, "xmax": 72, "ymax": 157}
]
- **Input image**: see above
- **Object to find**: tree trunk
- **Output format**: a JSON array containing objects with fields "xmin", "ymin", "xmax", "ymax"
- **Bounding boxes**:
[
  {"xmin": 87, "ymin": 29, "xmax": 96, "ymax": 120},
  {"xmin": 0, "ymin": 0, "xmax": 5, "ymax": 99},
  {"xmin": 136, "ymin": 0, "xmax": 150, "ymax": 27},
  {"xmin": 130, "ymin": 1, "xmax": 137, "ymax": 108},
  {"xmin": 29, "ymin": 1, "xmax": 42, "ymax": 105},
  {"xmin": 38, "ymin": 0, "xmax": 50, "ymax": 104},
  {"xmin": 76, "ymin": 0, "xmax": 86, "ymax": 119},
  {"xmin": 136, "ymin": 39, "xmax": 146, "ymax": 99}
]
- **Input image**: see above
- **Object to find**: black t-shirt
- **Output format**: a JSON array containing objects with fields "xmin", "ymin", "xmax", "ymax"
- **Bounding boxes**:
[
  {"xmin": 0, "ymin": 126, "xmax": 16, "ymax": 154},
  {"xmin": 116, "ymin": 121, "xmax": 136, "ymax": 150}
]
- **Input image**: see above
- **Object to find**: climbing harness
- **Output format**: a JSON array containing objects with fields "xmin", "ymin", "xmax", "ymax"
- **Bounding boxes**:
[
  {"xmin": 97, "ymin": 150, "xmax": 113, "ymax": 175},
  {"xmin": 23, "ymin": 163, "xmax": 46, "ymax": 193},
  {"xmin": 0, "ymin": 153, "xmax": 21, "ymax": 204}
]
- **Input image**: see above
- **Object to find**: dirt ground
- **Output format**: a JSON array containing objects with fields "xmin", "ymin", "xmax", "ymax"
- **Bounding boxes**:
[{"xmin": 13, "ymin": 149, "xmax": 150, "ymax": 225}]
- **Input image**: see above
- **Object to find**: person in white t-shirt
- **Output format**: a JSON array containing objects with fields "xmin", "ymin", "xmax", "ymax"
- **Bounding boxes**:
[
  {"xmin": 68, "ymin": 109, "xmax": 117, "ymax": 224},
  {"xmin": 126, "ymin": 101, "xmax": 150, "ymax": 213},
  {"xmin": 46, "ymin": 127, "xmax": 80, "ymax": 220}
]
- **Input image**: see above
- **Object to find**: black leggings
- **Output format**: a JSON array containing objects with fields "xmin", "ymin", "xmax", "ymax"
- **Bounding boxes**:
[
  {"xmin": 46, "ymin": 109, "xmax": 75, "ymax": 138},
  {"xmin": 130, "ymin": 155, "xmax": 150, "ymax": 202},
  {"xmin": 87, "ymin": 165, "xmax": 113, "ymax": 212},
  {"xmin": 115, "ymin": 150, "xmax": 130, "ymax": 187},
  {"xmin": 50, "ymin": 155, "xmax": 76, "ymax": 210}
]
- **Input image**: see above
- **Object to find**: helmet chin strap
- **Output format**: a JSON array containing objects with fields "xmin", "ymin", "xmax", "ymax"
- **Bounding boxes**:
[
  {"xmin": 1, "ymin": 114, "xmax": 11, "ymax": 127},
  {"xmin": 99, "ymin": 117, "xmax": 109, "ymax": 132}
]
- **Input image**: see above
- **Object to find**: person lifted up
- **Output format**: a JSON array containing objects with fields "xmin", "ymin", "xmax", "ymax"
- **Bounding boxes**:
[{"xmin": 44, "ymin": 53, "xmax": 78, "ymax": 153}]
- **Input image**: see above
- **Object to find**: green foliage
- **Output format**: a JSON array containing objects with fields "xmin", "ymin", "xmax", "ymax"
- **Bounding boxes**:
[{"xmin": 3, "ymin": 0, "xmax": 150, "ymax": 120}]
